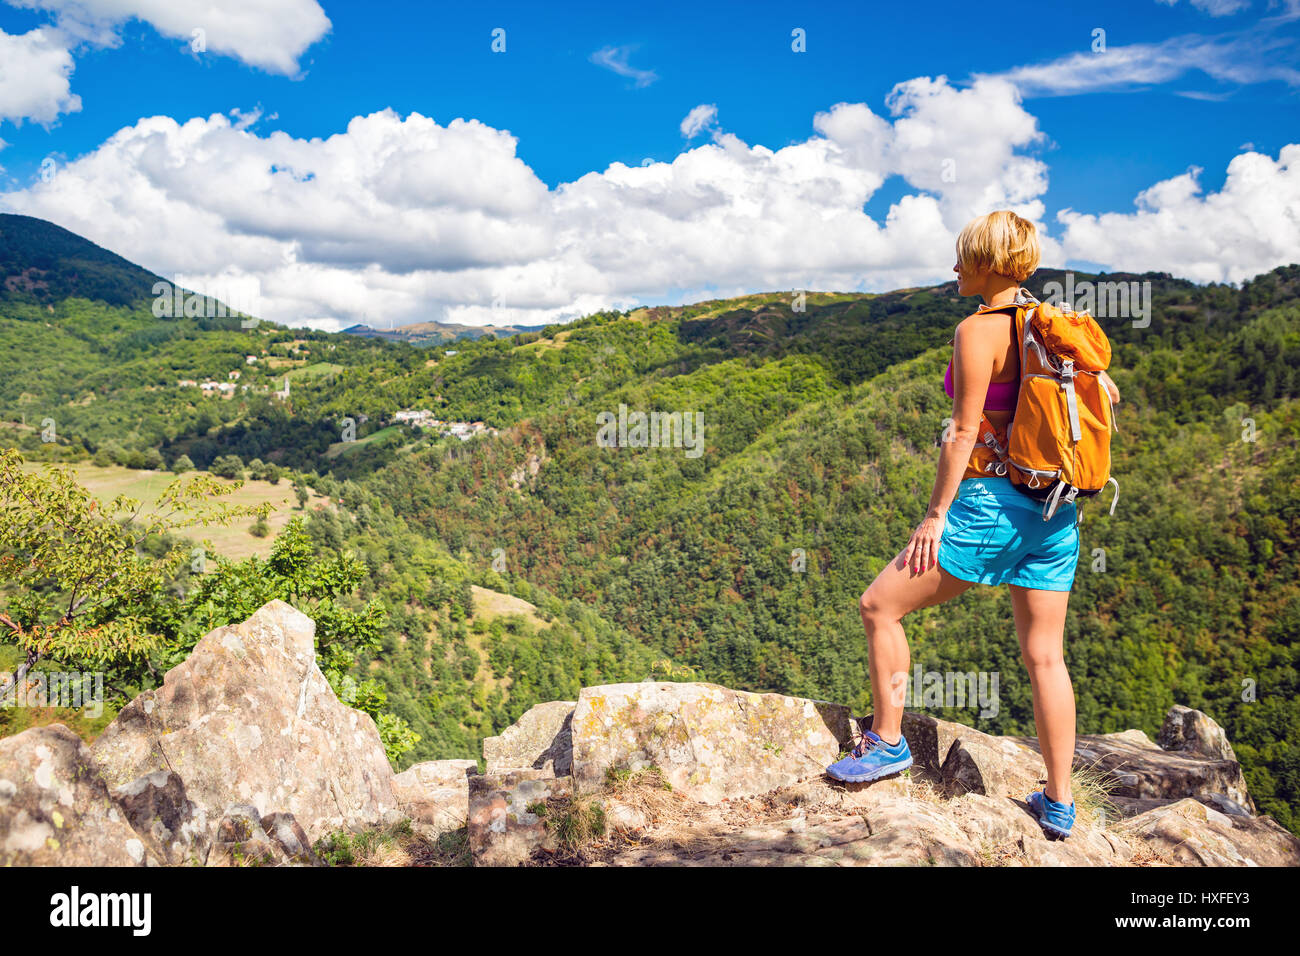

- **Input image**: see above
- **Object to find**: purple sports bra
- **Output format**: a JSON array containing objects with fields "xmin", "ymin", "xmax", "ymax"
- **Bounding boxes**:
[{"xmin": 943, "ymin": 305, "xmax": 1019, "ymax": 412}]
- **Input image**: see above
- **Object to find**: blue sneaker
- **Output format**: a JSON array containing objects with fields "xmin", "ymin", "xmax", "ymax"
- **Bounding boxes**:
[
  {"xmin": 1026, "ymin": 789, "xmax": 1076, "ymax": 839},
  {"xmin": 826, "ymin": 727, "xmax": 913, "ymax": 783}
]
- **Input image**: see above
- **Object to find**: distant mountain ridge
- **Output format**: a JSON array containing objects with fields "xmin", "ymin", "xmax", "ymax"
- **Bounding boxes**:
[
  {"xmin": 342, "ymin": 319, "xmax": 550, "ymax": 346},
  {"xmin": 1, "ymin": 212, "xmax": 549, "ymax": 342}
]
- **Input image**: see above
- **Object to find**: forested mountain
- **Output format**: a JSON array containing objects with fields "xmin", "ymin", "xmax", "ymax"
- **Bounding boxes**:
[
  {"xmin": 0, "ymin": 213, "xmax": 164, "ymax": 307},
  {"xmin": 0, "ymin": 214, "xmax": 1295, "ymax": 832}
]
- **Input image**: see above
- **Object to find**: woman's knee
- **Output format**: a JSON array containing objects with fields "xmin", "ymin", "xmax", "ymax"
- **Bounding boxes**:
[
  {"xmin": 858, "ymin": 588, "xmax": 896, "ymax": 628},
  {"xmin": 1020, "ymin": 641, "xmax": 1065, "ymax": 672}
]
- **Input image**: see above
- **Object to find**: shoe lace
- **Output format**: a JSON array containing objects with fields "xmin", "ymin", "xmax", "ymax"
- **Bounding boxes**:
[{"xmin": 849, "ymin": 726, "xmax": 880, "ymax": 759}]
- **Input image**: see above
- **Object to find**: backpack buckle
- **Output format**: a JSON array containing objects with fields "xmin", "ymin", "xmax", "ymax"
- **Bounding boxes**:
[{"xmin": 1042, "ymin": 482, "xmax": 1079, "ymax": 521}]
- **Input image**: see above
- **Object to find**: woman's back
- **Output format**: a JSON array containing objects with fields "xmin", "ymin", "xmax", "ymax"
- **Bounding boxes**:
[{"xmin": 944, "ymin": 302, "xmax": 1021, "ymax": 429}]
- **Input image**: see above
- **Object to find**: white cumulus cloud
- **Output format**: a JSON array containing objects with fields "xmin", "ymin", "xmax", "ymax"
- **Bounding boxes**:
[
  {"xmin": 1058, "ymin": 145, "xmax": 1300, "ymax": 283},
  {"xmin": 6, "ymin": 0, "xmax": 331, "ymax": 75},
  {"xmin": 2, "ymin": 75, "xmax": 1294, "ymax": 331},
  {"xmin": 0, "ymin": 27, "xmax": 81, "ymax": 125},
  {"xmin": 0, "ymin": 79, "xmax": 1059, "ymax": 329}
]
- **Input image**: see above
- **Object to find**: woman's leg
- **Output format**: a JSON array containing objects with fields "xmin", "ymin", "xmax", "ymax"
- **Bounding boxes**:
[
  {"xmin": 1009, "ymin": 584, "xmax": 1075, "ymax": 804},
  {"xmin": 860, "ymin": 550, "xmax": 974, "ymax": 742}
]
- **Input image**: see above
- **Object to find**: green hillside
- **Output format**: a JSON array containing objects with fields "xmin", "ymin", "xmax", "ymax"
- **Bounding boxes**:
[
  {"xmin": 0, "ymin": 213, "xmax": 1296, "ymax": 830},
  {"xmin": 356, "ymin": 266, "xmax": 1300, "ymax": 828}
]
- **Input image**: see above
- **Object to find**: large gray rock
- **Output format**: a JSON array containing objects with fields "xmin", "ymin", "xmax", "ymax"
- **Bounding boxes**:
[
  {"xmin": 570, "ymin": 682, "xmax": 852, "ymax": 803},
  {"xmin": 392, "ymin": 759, "xmax": 478, "ymax": 837},
  {"xmin": 1069, "ymin": 727, "xmax": 1254, "ymax": 811},
  {"xmin": 0, "ymin": 724, "xmax": 150, "ymax": 866},
  {"xmin": 483, "ymin": 702, "xmax": 574, "ymax": 775},
  {"xmin": 90, "ymin": 600, "xmax": 400, "ymax": 843},
  {"xmin": 1158, "ymin": 705, "xmax": 1238, "ymax": 762},
  {"xmin": 875, "ymin": 712, "xmax": 1046, "ymax": 799},
  {"xmin": 1120, "ymin": 798, "xmax": 1300, "ymax": 866},
  {"xmin": 610, "ymin": 797, "xmax": 983, "ymax": 867}
]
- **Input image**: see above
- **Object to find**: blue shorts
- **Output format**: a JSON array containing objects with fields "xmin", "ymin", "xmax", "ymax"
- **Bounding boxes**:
[{"xmin": 937, "ymin": 477, "xmax": 1080, "ymax": 592}]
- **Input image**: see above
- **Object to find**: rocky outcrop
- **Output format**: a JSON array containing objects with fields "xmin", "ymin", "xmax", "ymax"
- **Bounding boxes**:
[
  {"xmin": 1, "ymin": 601, "xmax": 411, "ymax": 866},
  {"xmin": 1158, "ymin": 704, "xmax": 1239, "ymax": 762},
  {"xmin": 1015, "ymin": 726, "xmax": 1256, "ymax": 813},
  {"xmin": 1117, "ymin": 797, "xmax": 1298, "ymax": 867},
  {"xmin": 0, "ymin": 724, "xmax": 151, "ymax": 866},
  {"xmin": 483, "ymin": 702, "xmax": 573, "ymax": 775},
  {"xmin": 601, "ymin": 776, "xmax": 1134, "ymax": 867},
  {"xmin": 570, "ymin": 682, "xmax": 852, "ymax": 803},
  {"xmin": 4, "ymin": 602, "xmax": 1296, "ymax": 868},
  {"xmin": 465, "ymin": 687, "xmax": 1297, "ymax": 867},
  {"xmin": 90, "ymin": 600, "xmax": 400, "ymax": 843}
]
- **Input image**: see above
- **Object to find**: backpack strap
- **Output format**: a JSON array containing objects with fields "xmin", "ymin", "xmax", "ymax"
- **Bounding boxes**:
[{"xmin": 1060, "ymin": 359, "xmax": 1083, "ymax": 442}]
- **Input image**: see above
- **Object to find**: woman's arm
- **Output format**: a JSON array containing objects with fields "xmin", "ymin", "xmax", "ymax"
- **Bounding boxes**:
[
  {"xmin": 903, "ymin": 316, "xmax": 996, "ymax": 573},
  {"xmin": 1099, "ymin": 369, "xmax": 1120, "ymax": 404}
]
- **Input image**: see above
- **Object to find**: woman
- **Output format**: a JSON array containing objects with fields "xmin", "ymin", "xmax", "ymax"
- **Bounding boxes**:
[{"xmin": 825, "ymin": 210, "xmax": 1120, "ymax": 840}]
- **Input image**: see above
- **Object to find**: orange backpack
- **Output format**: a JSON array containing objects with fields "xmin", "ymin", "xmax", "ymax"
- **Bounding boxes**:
[{"xmin": 967, "ymin": 289, "xmax": 1120, "ymax": 521}]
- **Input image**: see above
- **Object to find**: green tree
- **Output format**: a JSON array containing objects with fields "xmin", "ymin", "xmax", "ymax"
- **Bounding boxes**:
[
  {"xmin": 210, "ymin": 454, "xmax": 244, "ymax": 480},
  {"xmin": 0, "ymin": 449, "xmax": 261, "ymax": 702}
]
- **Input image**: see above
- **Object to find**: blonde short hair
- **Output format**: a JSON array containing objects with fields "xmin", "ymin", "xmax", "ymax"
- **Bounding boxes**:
[{"xmin": 955, "ymin": 210, "xmax": 1041, "ymax": 282}]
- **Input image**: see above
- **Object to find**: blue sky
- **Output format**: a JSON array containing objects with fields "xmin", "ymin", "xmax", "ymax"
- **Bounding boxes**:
[{"xmin": 0, "ymin": 0, "xmax": 1297, "ymax": 328}]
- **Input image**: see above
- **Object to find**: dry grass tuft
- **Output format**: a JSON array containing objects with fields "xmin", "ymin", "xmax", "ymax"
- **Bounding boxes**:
[
  {"xmin": 603, "ymin": 766, "xmax": 694, "ymax": 830},
  {"xmin": 1069, "ymin": 759, "xmax": 1124, "ymax": 830}
]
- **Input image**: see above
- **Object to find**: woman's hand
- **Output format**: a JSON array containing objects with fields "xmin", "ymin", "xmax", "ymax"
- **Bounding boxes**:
[{"xmin": 903, "ymin": 512, "xmax": 946, "ymax": 574}]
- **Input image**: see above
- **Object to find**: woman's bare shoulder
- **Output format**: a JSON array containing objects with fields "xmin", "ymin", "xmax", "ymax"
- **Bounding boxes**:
[{"xmin": 954, "ymin": 310, "xmax": 1010, "ymax": 340}]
